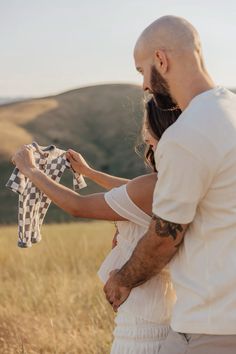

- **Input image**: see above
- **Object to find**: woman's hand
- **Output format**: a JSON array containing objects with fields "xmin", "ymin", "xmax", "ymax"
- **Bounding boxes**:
[
  {"xmin": 66, "ymin": 149, "xmax": 92, "ymax": 176},
  {"xmin": 11, "ymin": 145, "xmax": 37, "ymax": 177}
]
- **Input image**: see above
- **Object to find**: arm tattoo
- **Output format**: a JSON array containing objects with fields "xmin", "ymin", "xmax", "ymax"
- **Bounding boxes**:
[
  {"xmin": 152, "ymin": 214, "xmax": 183, "ymax": 241},
  {"xmin": 117, "ymin": 217, "xmax": 186, "ymax": 288}
]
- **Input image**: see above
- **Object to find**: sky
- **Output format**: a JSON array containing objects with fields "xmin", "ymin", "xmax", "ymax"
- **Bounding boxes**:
[{"xmin": 1, "ymin": 0, "xmax": 236, "ymax": 97}]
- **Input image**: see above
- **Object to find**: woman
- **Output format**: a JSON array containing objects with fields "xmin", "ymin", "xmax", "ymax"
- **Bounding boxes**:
[{"xmin": 12, "ymin": 98, "xmax": 181, "ymax": 353}]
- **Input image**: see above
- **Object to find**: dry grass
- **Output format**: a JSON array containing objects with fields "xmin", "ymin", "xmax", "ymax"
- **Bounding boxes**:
[
  {"xmin": 0, "ymin": 121, "xmax": 33, "ymax": 159},
  {"xmin": 0, "ymin": 99, "xmax": 58, "ymax": 125},
  {"xmin": 0, "ymin": 221, "xmax": 115, "ymax": 353}
]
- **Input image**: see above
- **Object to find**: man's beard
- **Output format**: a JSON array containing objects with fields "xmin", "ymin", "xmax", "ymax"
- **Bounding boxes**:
[{"xmin": 150, "ymin": 65, "xmax": 178, "ymax": 110}]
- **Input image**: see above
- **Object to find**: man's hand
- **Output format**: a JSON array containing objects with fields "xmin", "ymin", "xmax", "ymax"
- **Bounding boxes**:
[
  {"xmin": 104, "ymin": 270, "xmax": 131, "ymax": 312},
  {"xmin": 11, "ymin": 145, "xmax": 37, "ymax": 177},
  {"xmin": 104, "ymin": 217, "xmax": 188, "ymax": 312}
]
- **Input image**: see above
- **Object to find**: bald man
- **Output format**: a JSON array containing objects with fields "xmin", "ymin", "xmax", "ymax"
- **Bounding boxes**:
[{"xmin": 104, "ymin": 16, "xmax": 236, "ymax": 354}]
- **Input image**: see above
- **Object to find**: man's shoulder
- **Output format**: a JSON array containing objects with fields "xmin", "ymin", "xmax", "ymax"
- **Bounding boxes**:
[
  {"xmin": 159, "ymin": 113, "xmax": 196, "ymax": 146},
  {"xmin": 157, "ymin": 110, "xmax": 218, "ymax": 162},
  {"xmin": 160, "ymin": 87, "xmax": 236, "ymax": 147}
]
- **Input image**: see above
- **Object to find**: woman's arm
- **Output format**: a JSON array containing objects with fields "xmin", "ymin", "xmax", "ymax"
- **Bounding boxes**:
[
  {"xmin": 66, "ymin": 149, "xmax": 130, "ymax": 190},
  {"xmin": 11, "ymin": 145, "xmax": 125, "ymax": 220},
  {"xmin": 28, "ymin": 167, "xmax": 125, "ymax": 220},
  {"xmin": 11, "ymin": 146, "xmax": 156, "ymax": 221}
]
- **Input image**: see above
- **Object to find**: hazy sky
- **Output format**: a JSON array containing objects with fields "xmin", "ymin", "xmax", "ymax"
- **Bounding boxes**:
[{"xmin": 1, "ymin": 0, "xmax": 236, "ymax": 97}]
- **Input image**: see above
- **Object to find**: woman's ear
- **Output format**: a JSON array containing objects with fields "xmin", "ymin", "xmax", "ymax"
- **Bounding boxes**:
[{"xmin": 154, "ymin": 49, "xmax": 168, "ymax": 74}]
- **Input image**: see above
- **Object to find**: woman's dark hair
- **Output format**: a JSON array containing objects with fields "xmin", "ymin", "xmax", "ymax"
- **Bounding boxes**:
[{"xmin": 139, "ymin": 97, "xmax": 182, "ymax": 171}]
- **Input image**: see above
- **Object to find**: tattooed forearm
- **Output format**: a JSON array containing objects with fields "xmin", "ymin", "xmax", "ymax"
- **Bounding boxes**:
[
  {"xmin": 152, "ymin": 214, "xmax": 183, "ymax": 240},
  {"xmin": 113, "ymin": 218, "xmax": 188, "ymax": 290},
  {"xmin": 117, "ymin": 231, "xmax": 163, "ymax": 288}
]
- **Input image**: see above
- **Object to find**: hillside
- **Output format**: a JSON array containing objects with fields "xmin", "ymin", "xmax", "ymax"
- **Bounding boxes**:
[
  {"xmin": 0, "ymin": 84, "xmax": 148, "ymax": 224},
  {"xmin": 2, "ymin": 85, "xmax": 235, "ymax": 224}
]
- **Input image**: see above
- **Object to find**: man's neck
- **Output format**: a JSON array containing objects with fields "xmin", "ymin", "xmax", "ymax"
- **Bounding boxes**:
[{"xmin": 171, "ymin": 74, "xmax": 216, "ymax": 111}]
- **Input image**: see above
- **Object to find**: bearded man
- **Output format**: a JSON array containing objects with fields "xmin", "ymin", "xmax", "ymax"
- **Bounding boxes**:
[{"xmin": 104, "ymin": 15, "xmax": 236, "ymax": 354}]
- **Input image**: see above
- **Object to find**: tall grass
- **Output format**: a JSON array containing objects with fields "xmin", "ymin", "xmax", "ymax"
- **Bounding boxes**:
[{"xmin": 0, "ymin": 221, "xmax": 115, "ymax": 353}]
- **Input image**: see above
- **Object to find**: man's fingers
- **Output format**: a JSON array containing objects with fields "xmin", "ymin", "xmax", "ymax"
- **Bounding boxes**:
[
  {"xmin": 109, "ymin": 269, "xmax": 119, "ymax": 277},
  {"xmin": 104, "ymin": 285, "xmax": 116, "ymax": 306},
  {"xmin": 106, "ymin": 295, "xmax": 114, "ymax": 307},
  {"xmin": 112, "ymin": 303, "xmax": 119, "ymax": 312},
  {"xmin": 111, "ymin": 297, "xmax": 122, "ymax": 312}
]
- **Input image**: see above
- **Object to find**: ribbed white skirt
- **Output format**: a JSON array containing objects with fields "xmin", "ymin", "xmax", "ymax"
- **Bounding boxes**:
[{"xmin": 110, "ymin": 312, "xmax": 170, "ymax": 354}]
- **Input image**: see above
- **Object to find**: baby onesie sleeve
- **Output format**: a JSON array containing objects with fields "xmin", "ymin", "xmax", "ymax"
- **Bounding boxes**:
[
  {"xmin": 6, "ymin": 148, "xmax": 43, "ymax": 248},
  {"xmin": 6, "ymin": 167, "xmax": 27, "ymax": 194},
  {"xmin": 64, "ymin": 157, "xmax": 87, "ymax": 191}
]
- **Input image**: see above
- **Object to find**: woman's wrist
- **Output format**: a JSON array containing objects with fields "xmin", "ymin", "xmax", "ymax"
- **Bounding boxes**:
[
  {"xmin": 27, "ymin": 166, "xmax": 40, "ymax": 180},
  {"xmin": 84, "ymin": 167, "xmax": 98, "ymax": 180}
]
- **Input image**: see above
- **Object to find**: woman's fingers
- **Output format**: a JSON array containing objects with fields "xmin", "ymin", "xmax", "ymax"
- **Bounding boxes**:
[
  {"xmin": 10, "ymin": 144, "xmax": 37, "ymax": 174},
  {"xmin": 66, "ymin": 149, "xmax": 78, "ymax": 161}
]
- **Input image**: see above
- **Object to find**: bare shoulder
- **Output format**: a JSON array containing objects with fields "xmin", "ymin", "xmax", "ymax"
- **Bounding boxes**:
[{"xmin": 126, "ymin": 173, "xmax": 157, "ymax": 216}]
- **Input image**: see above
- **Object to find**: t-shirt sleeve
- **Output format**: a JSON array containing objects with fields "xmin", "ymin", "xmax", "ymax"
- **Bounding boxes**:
[{"xmin": 152, "ymin": 140, "xmax": 212, "ymax": 224}]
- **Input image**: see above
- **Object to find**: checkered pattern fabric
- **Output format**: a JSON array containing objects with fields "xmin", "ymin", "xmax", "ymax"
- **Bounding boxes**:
[{"xmin": 6, "ymin": 142, "xmax": 87, "ymax": 248}]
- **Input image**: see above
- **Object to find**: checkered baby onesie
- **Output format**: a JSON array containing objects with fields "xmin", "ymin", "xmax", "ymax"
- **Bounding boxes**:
[{"xmin": 6, "ymin": 142, "xmax": 87, "ymax": 248}]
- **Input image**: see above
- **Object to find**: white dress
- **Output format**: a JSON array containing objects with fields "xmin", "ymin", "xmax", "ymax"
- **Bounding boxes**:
[{"xmin": 98, "ymin": 185, "xmax": 176, "ymax": 354}]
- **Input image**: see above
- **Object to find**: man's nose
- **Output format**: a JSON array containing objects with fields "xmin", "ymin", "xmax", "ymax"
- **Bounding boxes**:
[
  {"xmin": 142, "ymin": 74, "xmax": 153, "ymax": 92},
  {"xmin": 142, "ymin": 80, "xmax": 149, "ymax": 91}
]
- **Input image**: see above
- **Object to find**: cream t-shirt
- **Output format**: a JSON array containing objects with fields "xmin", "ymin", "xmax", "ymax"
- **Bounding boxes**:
[{"xmin": 153, "ymin": 87, "xmax": 236, "ymax": 334}]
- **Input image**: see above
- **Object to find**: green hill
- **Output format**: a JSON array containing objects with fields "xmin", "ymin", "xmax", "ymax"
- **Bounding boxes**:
[{"xmin": 0, "ymin": 84, "xmax": 148, "ymax": 224}]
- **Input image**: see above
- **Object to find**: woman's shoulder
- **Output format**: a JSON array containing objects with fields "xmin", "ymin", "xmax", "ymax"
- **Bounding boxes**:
[
  {"xmin": 126, "ymin": 173, "xmax": 157, "ymax": 216},
  {"xmin": 127, "ymin": 172, "xmax": 157, "ymax": 185},
  {"xmin": 126, "ymin": 173, "xmax": 157, "ymax": 196}
]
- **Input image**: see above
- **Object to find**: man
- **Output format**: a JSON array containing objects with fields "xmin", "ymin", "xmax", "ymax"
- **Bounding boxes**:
[{"xmin": 104, "ymin": 16, "xmax": 236, "ymax": 353}]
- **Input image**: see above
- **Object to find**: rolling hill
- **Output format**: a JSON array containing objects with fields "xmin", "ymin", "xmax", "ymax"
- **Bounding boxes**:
[{"xmin": 0, "ymin": 84, "xmax": 147, "ymax": 224}]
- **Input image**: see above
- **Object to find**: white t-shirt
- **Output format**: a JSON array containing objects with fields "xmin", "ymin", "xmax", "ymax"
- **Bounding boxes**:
[{"xmin": 153, "ymin": 87, "xmax": 236, "ymax": 334}]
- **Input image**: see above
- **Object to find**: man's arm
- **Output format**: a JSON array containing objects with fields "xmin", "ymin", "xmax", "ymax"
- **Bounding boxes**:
[{"xmin": 104, "ymin": 215, "xmax": 188, "ymax": 311}]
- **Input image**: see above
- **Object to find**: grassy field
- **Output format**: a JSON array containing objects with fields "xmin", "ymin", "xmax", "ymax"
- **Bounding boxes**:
[{"xmin": 0, "ymin": 221, "xmax": 115, "ymax": 354}]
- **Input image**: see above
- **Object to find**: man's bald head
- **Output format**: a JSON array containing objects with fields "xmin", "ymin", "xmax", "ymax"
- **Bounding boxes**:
[
  {"xmin": 134, "ymin": 16, "xmax": 214, "ymax": 110},
  {"xmin": 134, "ymin": 15, "xmax": 202, "ymax": 60}
]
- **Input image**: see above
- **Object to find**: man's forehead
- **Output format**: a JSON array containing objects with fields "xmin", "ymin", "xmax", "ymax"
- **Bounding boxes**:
[
  {"xmin": 134, "ymin": 36, "xmax": 156, "ymax": 68},
  {"xmin": 133, "ymin": 46, "xmax": 143, "ymax": 72},
  {"xmin": 134, "ymin": 39, "xmax": 146, "ymax": 58}
]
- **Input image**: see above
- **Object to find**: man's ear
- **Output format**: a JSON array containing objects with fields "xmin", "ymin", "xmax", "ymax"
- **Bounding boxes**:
[{"xmin": 154, "ymin": 49, "xmax": 168, "ymax": 74}]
